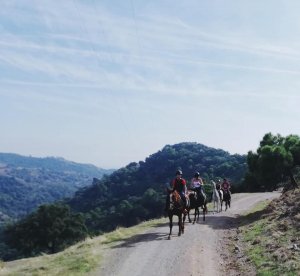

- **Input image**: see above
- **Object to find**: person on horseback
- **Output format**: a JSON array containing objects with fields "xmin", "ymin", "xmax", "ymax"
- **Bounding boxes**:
[
  {"xmin": 221, "ymin": 178, "xmax": 231, "ymax": 192},
  {"xmin": 221, "ymin": 178, "xmax": 231, "ymax": 198},
  {"xmin": 171, "ymin": 170, "xmax": 188, "ymax": 208},
  {"xmin": 190, "ymin": 172, "xmax": 206, "ymax": 201},
  {"xmin": 216, "ymin": 179, "xmax": 223, "ymax": 200},
  {"xmin": 165, "ymin": 170, "xmax": 188, "ymax": 213},
  {"xmin": 216, "ymin": 179, "xmax": 221, "ymax": 191}
]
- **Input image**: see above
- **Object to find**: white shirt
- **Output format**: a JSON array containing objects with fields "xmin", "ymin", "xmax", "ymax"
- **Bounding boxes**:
[{"xmin": 191, "ymin": 178, "xmax": 202, "ymax": 189}]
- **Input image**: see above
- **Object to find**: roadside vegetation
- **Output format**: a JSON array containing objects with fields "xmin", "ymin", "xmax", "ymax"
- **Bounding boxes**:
[
  {"xmin": 1, "ymin": 132, "xmax": 299, "ymax": 266},
  {"xmin": 0, "ymin": 218, "xmax": 166, "ymax": 276},
  {"xmin": 238, "ymin": 188, "xmax": 300, "ymax": 275}
]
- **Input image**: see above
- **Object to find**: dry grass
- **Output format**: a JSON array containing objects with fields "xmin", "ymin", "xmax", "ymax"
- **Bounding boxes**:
[
  {"xmin": 240, "ymin": 188, "xmax": 300, "ymax": 276},
  {"xmin": 0, "ymin": 217, "xmax": 167, "ymax": 276}
]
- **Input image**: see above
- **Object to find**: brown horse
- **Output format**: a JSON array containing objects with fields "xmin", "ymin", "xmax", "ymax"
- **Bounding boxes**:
[
  {"xmin": 166, "ymin": 190, "xmax": 185, "ymax": 239},
  {"xmin": 221, "ymin": 189, "xmax": 231, "ymax": 211},
  {"xmin": 187, "ymin": 190, "xmax": 207, "ymax": 224}
]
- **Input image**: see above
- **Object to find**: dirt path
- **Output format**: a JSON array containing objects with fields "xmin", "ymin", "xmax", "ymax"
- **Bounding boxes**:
[{"xmin": 92, "ymin": 192, "xmax": 280, "ymax": 276}]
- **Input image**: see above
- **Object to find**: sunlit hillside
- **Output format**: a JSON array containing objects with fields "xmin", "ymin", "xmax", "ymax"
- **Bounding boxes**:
[{"xmin": 0, "ymin": 218, "xmax": 166, "ymax": 276}]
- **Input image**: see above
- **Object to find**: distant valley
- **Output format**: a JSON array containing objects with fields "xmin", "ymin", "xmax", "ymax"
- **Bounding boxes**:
[{"xmin": 0, "ymin": 153, "xmax": 114, "ymax": 222}]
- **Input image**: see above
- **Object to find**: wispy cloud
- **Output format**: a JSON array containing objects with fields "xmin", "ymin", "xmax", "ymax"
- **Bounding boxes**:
[{"xmin": 2, "ymin": 0, "xmax": 300, "ymax": 84}]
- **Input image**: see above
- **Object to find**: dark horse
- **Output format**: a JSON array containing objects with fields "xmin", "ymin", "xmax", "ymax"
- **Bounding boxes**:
[
  {"xmin": 221, "ymin": 189, "xmax": 231, "ymax": 211},
  {"xmin": 166, "ymin": 190, "xmax": 185, "ymax": 239},
  {"xmin": 187, "ymin": 190, "xmax": 207, "ymax": 224}
]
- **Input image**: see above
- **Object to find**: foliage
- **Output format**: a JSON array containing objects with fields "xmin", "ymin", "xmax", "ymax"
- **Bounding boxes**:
[
  {"xmin": 0, "ymin": 153, "xmax": 114, "ymax": 221},
  {"xmin": 0, "ymin": 143, "xmax": 246, "ymax": 260},
  {"xmin": 244, "ymin": 133, "xmax": 300, "ymax": 191},
  {"xmin": 3, "ymin": 203, "xmax": 88, "ymax": 259},
  {"xmin": 0, "ymin": 218, "xmax": 166, "ymax": 276},
  {"xmin": 240, "ymin": 189, "xmax": 300, "ymax": 275},
  {"xmin": 68, "ymin": 142, "xmax": 247, "ymax": 233}
]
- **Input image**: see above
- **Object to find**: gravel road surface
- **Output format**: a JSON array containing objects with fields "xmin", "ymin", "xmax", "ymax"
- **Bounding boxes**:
[{"xmin": 93, "ymin": 192, "xmax": 280, "ymax": 276}]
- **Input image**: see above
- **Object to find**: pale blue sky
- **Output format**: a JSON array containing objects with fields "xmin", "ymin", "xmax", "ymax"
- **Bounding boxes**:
[{"xmin": 1, "ymin": 0, "xmax": 300, "ymax": 168}]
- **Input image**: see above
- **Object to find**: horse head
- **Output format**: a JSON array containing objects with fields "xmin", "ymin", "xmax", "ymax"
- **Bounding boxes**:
[
  {"xmin": 171, "ymin": 190, "xmax": 184, "ymax": 209},
  {"xmin": 211, "ymin": 180, "xmax": 216, "ymax": 189}
]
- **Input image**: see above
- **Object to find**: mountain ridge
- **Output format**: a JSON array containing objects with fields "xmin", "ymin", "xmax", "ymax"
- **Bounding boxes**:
[
  {"xmin": 68, "ymin": 142, "xmax": 248, "ymax": 233},
  {"xmin": 0, "ymin": 152, "xmax": 115, "ymax": 221}
]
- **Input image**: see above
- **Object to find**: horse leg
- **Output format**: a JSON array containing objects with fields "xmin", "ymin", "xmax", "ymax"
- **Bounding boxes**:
[
  {"xmin": 193, "ymin": 208, "xmax": 197, "ymax": 224},
  {"xmin": 187, "ymin": 209, "xmax": 192, "ymax": 223},
  {"xmin": 213, "ymin": 198, "xmax": 216, "ymax": 213},
  {"xmin": 182, "ymin": 213, "xmax": 185, "ymax": 234},
  {"xmin": 168, "ymin": 214, "xmax": 173, "ymax": 240},
  {"xmin": 178, "ymin": 214, "xmax": 182, "ymax": 236}
]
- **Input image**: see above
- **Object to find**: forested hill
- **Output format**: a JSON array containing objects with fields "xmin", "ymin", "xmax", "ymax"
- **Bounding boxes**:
[
  {"xmin": 68, "ymin": 142, "xmax": 247, "ymax": 233},
  {"xmin": 0, "ymin": 153, "xmax": 114, "ymax": 221}
]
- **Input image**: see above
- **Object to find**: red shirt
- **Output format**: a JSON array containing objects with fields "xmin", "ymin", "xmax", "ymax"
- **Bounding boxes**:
[
  {"xmin": 172, "ymin": 178, "xmax": 186, "ymax": 193},
  {"xmin": 222, "ymin": 181, "xmax": 230, "ymax": 190}
]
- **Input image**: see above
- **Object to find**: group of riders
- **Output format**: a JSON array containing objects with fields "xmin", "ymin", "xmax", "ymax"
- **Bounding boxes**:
[{"xmin": 165, "ymin": 170, "xmax": 231, "ymax": 213}]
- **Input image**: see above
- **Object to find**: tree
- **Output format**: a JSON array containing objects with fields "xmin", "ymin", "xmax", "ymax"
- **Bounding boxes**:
[
  {"xmin": 4, "ymin": 203, "xmax": 88, "ymax": 257},
  {"xmin": 245, "ymin": 133, "xmax": 300, "ymax": 191}
]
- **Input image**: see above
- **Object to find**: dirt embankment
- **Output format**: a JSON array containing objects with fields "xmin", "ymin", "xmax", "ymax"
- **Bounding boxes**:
[{"xmin": 92, "ymin": 192, "xmax": 280, "ymax": 276}]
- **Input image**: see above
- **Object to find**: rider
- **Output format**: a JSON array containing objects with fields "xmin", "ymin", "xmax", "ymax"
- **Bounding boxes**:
[
  {"xmin": 216, "ymin": 179, "xmax": 222, "ymax": 199},
  {"xmin": 216, "ymin": 179, "xmax": 221, "ymax": 191},
  {"xmin": 165, "ymin": 170, "xmax": 188, "ymax": 212},
  {"xmin": 221, "ymin": 178, "xmax": 231, "ymax": 198},
  {"xmin": 190, "ymin": 172, "xmax": 206, "ymax": 201}
]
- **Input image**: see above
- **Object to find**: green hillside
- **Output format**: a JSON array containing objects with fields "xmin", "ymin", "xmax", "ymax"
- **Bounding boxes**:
[
  {"xmin": 0, "ymin": 143, "xmax": 247, "ymax": 261},
  {"xmin": 68, "ymin": 142, "xmax": 247, "ymax": 233},
  {"xmin": 0, "ymin": 153, "xmax": 114, "ymax": 221}
]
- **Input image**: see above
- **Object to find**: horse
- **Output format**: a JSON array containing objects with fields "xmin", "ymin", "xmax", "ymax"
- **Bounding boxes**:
[
  {"xmin": 187, "ymin": 189, "xmax": 207, "ymax": 224},
  {"xmin": 221, "ymin": 189, "xmax": 231, "ymax": 211},
  {"xmin": 166, "ymin": 190, "xmax": 185, "ymax": 239},
  {"xmin": 211, "ymin": 181, "xmax": 221, "ymax": 213}
]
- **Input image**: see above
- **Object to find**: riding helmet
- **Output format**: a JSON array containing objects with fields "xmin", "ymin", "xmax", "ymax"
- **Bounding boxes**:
[
  {"xmin": 194, "ymin": 172, "xmax": 200, "ymax": 177},
  {"xmin": 176, "ymin": 170, "xmax": 182, "ymax": 175}
]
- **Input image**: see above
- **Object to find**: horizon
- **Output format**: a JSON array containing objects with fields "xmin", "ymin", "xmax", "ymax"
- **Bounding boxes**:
[
  {"xmin": 1, "ymin": 1, "xmax": 300, "ymax": 168},
  {"xmin": 0, "ymin": 140, "xmax": 248, "ymax": 170}
]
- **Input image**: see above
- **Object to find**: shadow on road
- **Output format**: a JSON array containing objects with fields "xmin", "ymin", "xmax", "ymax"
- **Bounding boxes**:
[
  {"xmin": 111, "ymin": 231, "xmax": 167, "ymax": 249},
  {"xmin": 109, "ymin": 206, "xmax": 273, "ymax": 249},
  {"xmin": 189, "ymin": 206, "xmax": 272, "ymax": 230}
]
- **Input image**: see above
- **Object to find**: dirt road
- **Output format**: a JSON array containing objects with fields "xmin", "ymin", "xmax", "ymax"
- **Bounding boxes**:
[{"xmin": 93, "ymin": 192, "xmax": 280, "ymax": 276}]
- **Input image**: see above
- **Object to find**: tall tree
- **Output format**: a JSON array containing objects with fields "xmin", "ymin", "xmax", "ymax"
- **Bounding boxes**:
[
  {"xmin": 4, "ymin": 203, "xmax": 88, "ymax": 257},
  {"xmin": 246, "ymin": 133, "xmax": 300, "ymax": 191}
]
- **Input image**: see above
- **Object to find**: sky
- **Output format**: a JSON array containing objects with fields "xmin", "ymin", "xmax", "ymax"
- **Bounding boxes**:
[{"xmin": 1, "ymin": 0, "xmax": 300, "ymax": 169}]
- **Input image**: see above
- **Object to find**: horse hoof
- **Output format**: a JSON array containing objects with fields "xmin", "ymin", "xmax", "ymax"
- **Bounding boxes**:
[
  {"xmin": 178, "ymin": 233, "xmax": 181, "ymax": 236},
  {"xmin": 168, "ymin": 236, "xmax": 171, "ymax": 240}
]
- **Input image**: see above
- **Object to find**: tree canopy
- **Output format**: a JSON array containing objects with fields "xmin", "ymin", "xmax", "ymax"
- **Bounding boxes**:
[
  {"xmin": 68, "ymin": 142, "xmax": 247, "ymax": 233},
  {"xmin": 3, "ymin": 203, "xmax": 88, "ymax": 259},
  {"xmin": 0, "ymin": 153, "xmax": 114, "ymax": 222},
  {"xmin": 244, "ymin": 133, "xmax": 300, "ymax": 191}
]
